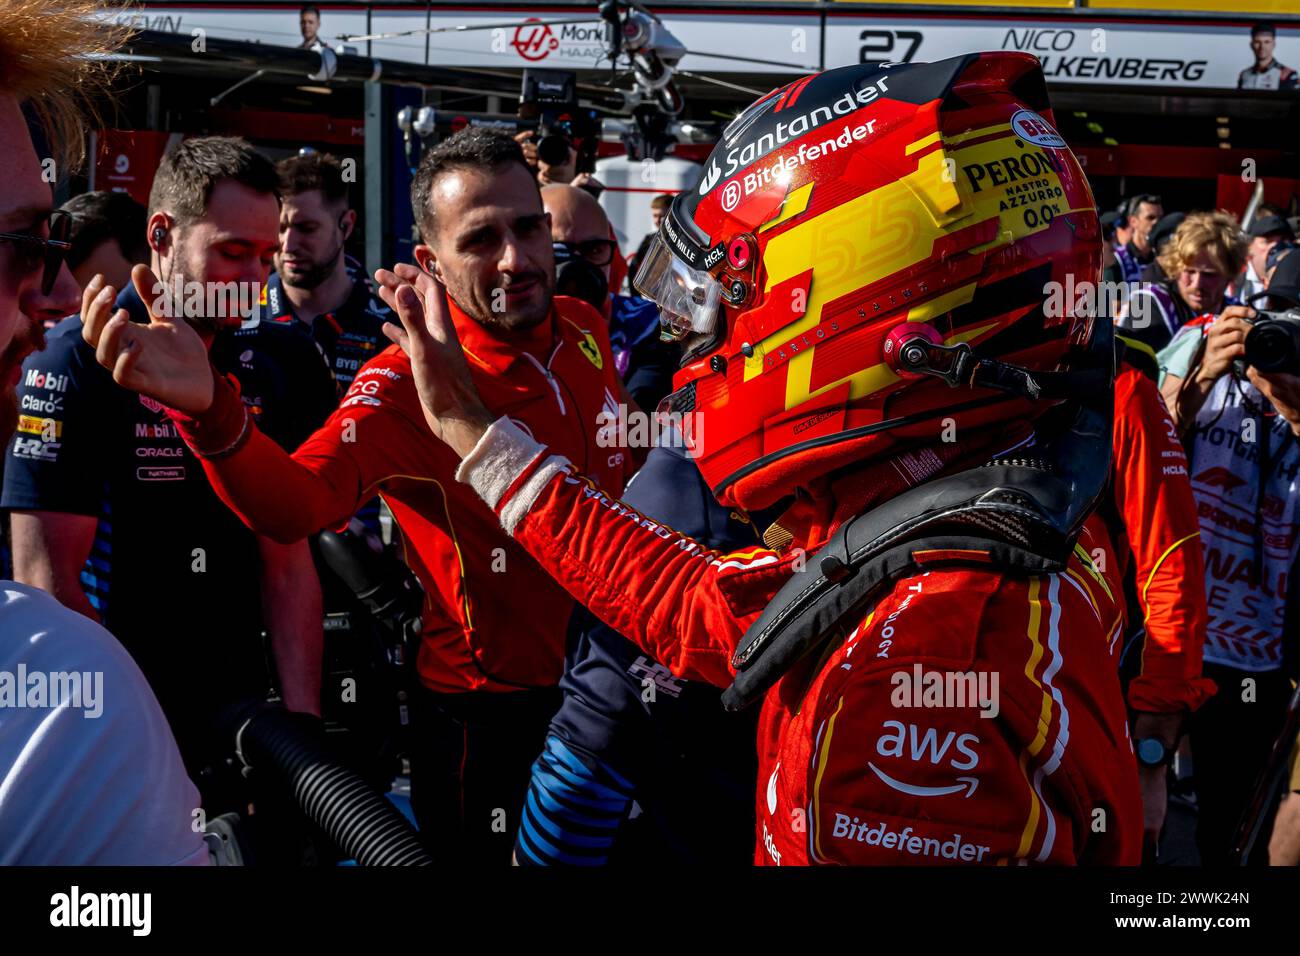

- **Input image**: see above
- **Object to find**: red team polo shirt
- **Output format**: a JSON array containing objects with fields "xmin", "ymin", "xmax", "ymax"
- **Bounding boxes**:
[{"xmin": 191, "ymin": 295, "xmax": 636, "ymax": 693}]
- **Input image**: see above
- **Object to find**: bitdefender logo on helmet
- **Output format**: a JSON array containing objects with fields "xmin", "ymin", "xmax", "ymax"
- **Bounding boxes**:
[
  {"xmin": 701, "ymin": 76, "xmax": 891, "ymax": 197},
  {"xmin": 719, "ymin": 119, "xmax": 878, "ymax": 208},
  {"xmin": 721, "ymin": 181, "xmax": 743, "ymax": 213}
]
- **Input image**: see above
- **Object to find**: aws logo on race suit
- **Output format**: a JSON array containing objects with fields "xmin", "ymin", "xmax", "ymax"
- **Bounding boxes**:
[{"xmin": 868, "ymin": 720, "xmax": 981, "ymax": 798}]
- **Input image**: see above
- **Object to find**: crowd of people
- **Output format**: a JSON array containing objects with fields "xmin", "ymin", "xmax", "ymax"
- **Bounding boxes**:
[{"xmin": 1, "ymin": 0, "xmax": 1298, "ymax": 869}]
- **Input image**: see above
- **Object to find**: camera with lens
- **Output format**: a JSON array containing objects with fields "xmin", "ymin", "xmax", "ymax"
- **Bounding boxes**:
[
  {"xmin": 519, "ymin": 68, "xmax": 599, "ymax": 174},
  {"xmin": 1243, "ymin": 307, "xmax": 1300, "ymax": 376},
  {"xmin": 535, "ymin": 122, "xmax": 577, "ymax": 167}
]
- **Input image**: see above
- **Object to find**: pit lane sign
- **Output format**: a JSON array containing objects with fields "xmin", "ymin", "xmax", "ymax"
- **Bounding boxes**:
[
  {"xmin": 364, "ymin": 10, "xmax": 822, "ymax": 74},
  {"xmin": 824, "ymin": 16, "xmax": 1300, "ymax": 89},
  {"xmin": 104, "ymin": 5, "xmax": 1297, "ymax": 90},
  {"xmin": 102, "ymin": 5, "xmax": 823, "ymax": 74}
]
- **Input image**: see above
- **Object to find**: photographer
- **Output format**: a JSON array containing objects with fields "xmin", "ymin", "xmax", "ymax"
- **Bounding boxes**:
[
  {"xmin": 1118, "ymin": 211, "xmax": 1245, "ymax": 353},
  {"xmin": 514, "ymin": 129, "xmax": 603, "ymax": 195},
  {"xmin": 1158, "ymin": 250, "xmax": 1300, "ymax": 864}
]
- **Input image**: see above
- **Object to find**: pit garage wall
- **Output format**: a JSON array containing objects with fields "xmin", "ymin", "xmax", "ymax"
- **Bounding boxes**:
[
  {"xmin": 98, "ymin": 4, "xmax": 1300, "ymax": 257},
  {"xmin": 106, "ymin": 4, "xmax": 1300, "ymax": 91}
]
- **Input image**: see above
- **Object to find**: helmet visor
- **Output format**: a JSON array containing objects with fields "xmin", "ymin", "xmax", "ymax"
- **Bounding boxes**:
[{"xmin": 633, "ymin": 234, "xmax": 722, "ymax": 342}]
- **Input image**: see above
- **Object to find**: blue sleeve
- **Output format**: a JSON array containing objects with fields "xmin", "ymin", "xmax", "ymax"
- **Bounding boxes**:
[
  {"xmin": 514, "ymin": 735, "xmax": 634, "ymax": 866},
  {"xmin": 1, "ymin": 327, "xmax": 105, "ymax": 515},
  {"xmin": 514, "ymin": 443, "xmax": 761, "ymax": 864}
]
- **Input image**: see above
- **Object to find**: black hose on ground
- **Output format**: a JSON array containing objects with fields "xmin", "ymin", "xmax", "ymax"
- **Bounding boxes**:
[{"xmin": 232, "ymin": 704, "xmax": 432, "ymax": 866}]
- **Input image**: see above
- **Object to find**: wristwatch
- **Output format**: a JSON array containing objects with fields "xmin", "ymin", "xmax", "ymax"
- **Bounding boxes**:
[{"xmin": 1135, "ymin": 737, "xmax": 1174, "ymax": 768}]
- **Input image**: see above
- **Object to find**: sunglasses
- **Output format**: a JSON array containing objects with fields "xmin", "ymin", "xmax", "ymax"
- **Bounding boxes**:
[
  {"xmin": 553, "ymin": 238, "xmax": 616, "ymax": 268},
  {"xmin": 0, "ymin": 210, "xmax": 72, "ymax": 296}
]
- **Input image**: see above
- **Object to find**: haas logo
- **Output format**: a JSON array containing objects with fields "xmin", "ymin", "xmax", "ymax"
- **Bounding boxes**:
[
  {"xmin": 512, "ymin": 20, "xmax": 559, "ymax": 61},
  {"xmin": 698, "ymin": 160, "xmax": 722, "ymax": 196}
]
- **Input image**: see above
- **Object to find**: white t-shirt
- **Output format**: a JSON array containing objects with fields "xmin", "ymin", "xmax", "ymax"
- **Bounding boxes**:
[
  {"xmin": 1160, "ymin": 326, "xmax": 1300, "ymax": 672},
  {"xmin": 0, "ymin": 582, "xmax": 209, "ymax": 864}
]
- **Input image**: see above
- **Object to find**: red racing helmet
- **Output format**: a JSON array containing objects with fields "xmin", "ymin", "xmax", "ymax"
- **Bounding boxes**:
[{"xmin": 634, "ymin": 52, "xmax": 1101, "ymax": 510}]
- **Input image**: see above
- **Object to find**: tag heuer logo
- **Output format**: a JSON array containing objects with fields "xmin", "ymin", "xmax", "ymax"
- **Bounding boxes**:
[{"xmin": 699, "ymin": 160, "xmax": 722, "ymax": 195}]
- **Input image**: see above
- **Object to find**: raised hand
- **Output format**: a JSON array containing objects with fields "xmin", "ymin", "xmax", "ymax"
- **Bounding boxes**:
[
  {"xmin": 79, "ymin": 264, "xmax": 215, "ymax": 415},
  {"xmin": 374, "ymin": 264, "xmax": 495, "ymax": 457},
  {"xmin": 1195, "ymin": 307, "xmax": 1252, "ymax": 385}
]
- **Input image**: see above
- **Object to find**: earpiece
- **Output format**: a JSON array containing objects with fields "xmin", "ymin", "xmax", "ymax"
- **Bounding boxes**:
[{"xmin": 152, "ymin": 226, "xmax": 167, "ymax": 247}]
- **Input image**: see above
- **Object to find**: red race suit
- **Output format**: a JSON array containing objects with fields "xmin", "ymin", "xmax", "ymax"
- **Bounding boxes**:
[
  {"xmin": 171, "ymin": 296, "xmax": 635, "ymax": 694},
  {"xmin": 1110, "ymin": 360, "xmax": 1215, "ymax": 714},
  {"xmin": 448, "ymin": 417, "xmax": 1144, "ymax": 864}
]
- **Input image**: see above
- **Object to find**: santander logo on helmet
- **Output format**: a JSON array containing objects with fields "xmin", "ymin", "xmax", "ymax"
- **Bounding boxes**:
[
  {"xmin": 698, "ymin": 159, "xmax": 723, "ymax": 196},
  {"xmin": 646, "ymin": 53, "xmax": 1099, "ymax": 512},
  {"xmin": 700, "ymin": 74, "xmax": 892, "ymax": 198}
]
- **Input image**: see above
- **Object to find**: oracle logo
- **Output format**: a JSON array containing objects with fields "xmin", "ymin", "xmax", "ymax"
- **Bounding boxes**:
[{"xmin": 512, "ymin": 20, "xmax": 559, "ymax": 61}]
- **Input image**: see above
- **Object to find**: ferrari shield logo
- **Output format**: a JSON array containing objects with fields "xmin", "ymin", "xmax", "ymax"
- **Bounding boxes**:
[{"xmin": 577, "ymin": 329, "xmax": 603, "ymax": 370}]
